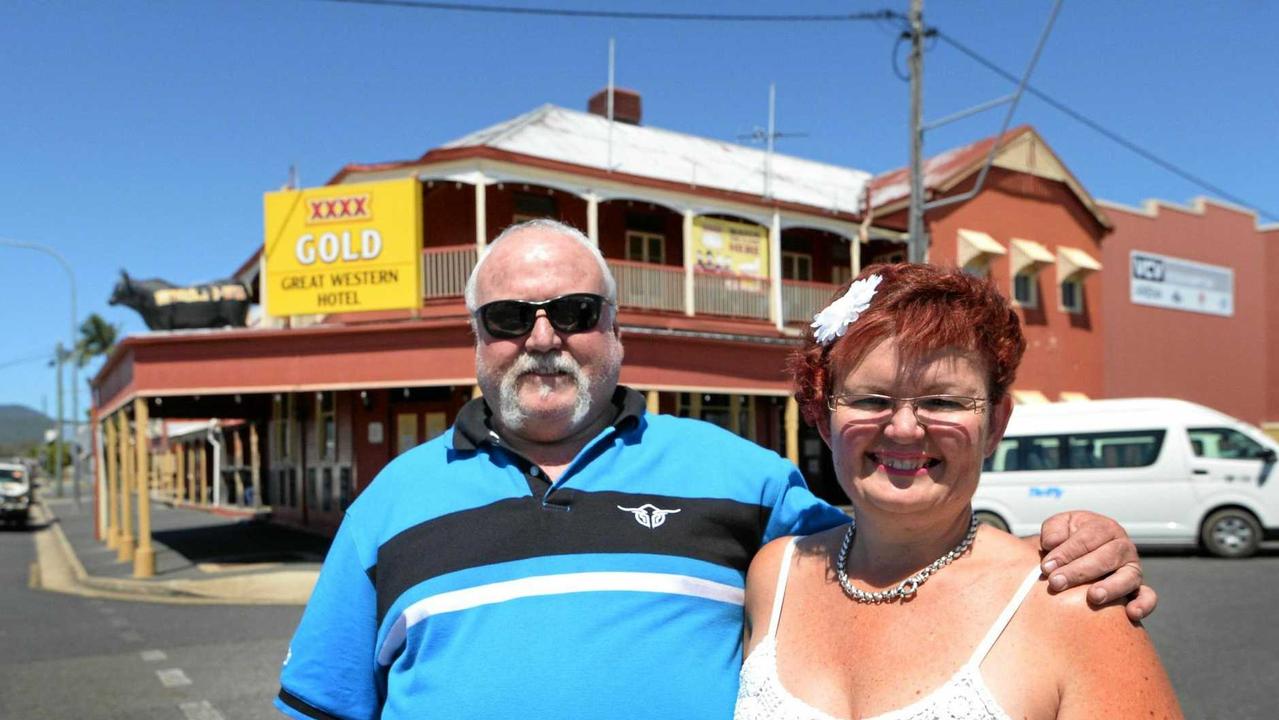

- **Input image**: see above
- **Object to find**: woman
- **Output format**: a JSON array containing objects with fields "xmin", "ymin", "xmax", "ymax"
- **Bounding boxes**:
[{"xmin": 735, "ymin": 264, "xmax": 1181, "ymax": 719}]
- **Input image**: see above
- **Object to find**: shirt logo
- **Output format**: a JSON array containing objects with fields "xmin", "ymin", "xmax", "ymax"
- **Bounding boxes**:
[{"xmin": 617, "ymin": 503, "xmax": 681, "ymax": 529}]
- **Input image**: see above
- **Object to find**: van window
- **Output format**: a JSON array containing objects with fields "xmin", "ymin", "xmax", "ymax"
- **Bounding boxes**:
[
  {"xmin": 1068, "ymin": 430, "xmax": 1165, "ymax": 468},
  {"xmin": 1188, "ymin": 427, "xmax": 1268, "ymax": 460},
  {"xmin": 984, "ymin": 430, "xmax": 1165, "ymax": 471}
]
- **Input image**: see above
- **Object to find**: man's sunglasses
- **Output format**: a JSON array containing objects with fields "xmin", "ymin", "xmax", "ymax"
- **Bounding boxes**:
[{"xmin": 475, "ymin": 293, "xmax": 610, "ymax": 339}]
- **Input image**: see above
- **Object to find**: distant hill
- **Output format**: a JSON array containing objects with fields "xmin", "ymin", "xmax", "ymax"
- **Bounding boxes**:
[{"xmin": 0, "ymin": 405, "xmax": 53, "ymax": 451}]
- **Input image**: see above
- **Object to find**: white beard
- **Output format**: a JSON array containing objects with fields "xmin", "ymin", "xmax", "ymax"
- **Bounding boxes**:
[{"xmin": 493, "ymin": 351, "xmax": 593, "ymax": 431}]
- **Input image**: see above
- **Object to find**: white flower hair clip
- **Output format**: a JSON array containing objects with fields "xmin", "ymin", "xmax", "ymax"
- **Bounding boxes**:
[{"xmin": 810, "ymin": 274, "xmax": 883, "ymax": 345}]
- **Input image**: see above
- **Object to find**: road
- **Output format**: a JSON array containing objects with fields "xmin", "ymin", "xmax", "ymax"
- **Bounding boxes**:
[
  {"xmin": 0, "ymin": 503, "xmax": 302, "ymax": 720},
  {"xmin": 1, "ymin": 506, "xmax": 1274, "ymax": 719}
]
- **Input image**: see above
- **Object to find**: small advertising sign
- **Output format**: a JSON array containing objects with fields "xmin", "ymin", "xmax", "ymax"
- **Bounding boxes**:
[
  {"xmin": 1129, "ymin": 250, "xmax": 1233, "ymax": 317},
  {"xmin": 692, "ymin": 216, "xmax": 770, "ymax": 278},
  {"xmin": 263, "ymin": 178, "xmax": 423, "ymax": 316}
]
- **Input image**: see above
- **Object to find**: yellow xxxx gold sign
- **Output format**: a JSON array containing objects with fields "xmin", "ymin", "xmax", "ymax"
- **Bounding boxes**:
[{"xmin": 263, "ymin": 177, "xmax": 423, "ymax": 316}]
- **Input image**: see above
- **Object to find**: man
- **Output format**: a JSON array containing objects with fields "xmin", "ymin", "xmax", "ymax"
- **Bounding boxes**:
[{"xmin": 277, "ymin": 219, "xmax": 1152, "ymax": 720}]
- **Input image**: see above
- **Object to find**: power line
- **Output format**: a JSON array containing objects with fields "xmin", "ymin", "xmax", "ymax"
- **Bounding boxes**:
[
  {"xmin": 0, "ymin": 352, "xmax": 50, "ymax": 371},
  {"xmin": 936, "ymin": 31, "xmax": 1278, "ymax": 223},
  {"xmin": 310, "ymin": 0, "xmax": 901, "ymax": 23}
]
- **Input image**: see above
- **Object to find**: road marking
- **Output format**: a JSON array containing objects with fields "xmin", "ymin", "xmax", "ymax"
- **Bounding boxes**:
[
  {"xmin": 178, "ymin": 700, "xmax": 226, "ymax": 720},
  {"xmin": 109, "ymin": 616, "xmax": 129, "ymax": 628},
  {"xmin": 120, "ymin": 630, "xmax": 142, "ymax": 643},
  {"xmin": 98, "ymin": 605, "xmax": 116, "ymax": 614},
  {"xmin": 157, "ymin": 668, "xmax": 192, "ymax": 687},
  {"xmin": 140, "ymin": 649, "xmax": 167, "ymax": 662}
]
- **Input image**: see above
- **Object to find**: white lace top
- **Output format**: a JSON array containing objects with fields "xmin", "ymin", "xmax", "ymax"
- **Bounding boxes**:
[{"xmin": 734, "ymin": 538, "xmax": 1042, "ymax": 720}]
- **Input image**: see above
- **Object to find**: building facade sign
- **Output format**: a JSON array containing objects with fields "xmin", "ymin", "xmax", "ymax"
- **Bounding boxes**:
[
  {"xmin": 263, "ymin": 178, "xmax": 423, "ymax": 316},
  {"xmin": 692, "ymin": 216, "xmax": 770, "ymax": 278},
  {"xmin": 1129, "ymin": 250, "xmax": 1233, "ymax": 317}
]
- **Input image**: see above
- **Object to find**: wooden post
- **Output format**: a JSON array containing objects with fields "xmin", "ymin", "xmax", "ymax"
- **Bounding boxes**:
[
  {"xmin": 250, "ymin": 423, "xmax": 262, "ymax": 509},
  {"xmin": 116, "ymin": 412, "xmax": 134, "ymax": 563},
  {"xmin": 133, "ymin": 398, "xmax": 155, "ymax": 578},
  {"xmin": 233, "ymin": 429, "xmax": 245, "ymax": 505},
  {"xmin": 176, "ymin": 442, "xmax": 186, "ymax": 504},
  {"xmin": 729, "ymin": 394, "xmax": 742, "ymax": 435},
  {"xmin": 198, "ymin": 439, "xmax": 208, "ymax": 506},
  {"xmin": 104, "ymin": 418, "xmax": 118, "ymax": 550},
  {"xmin": 645, "ymin": 390, "xmax": 660, "ymax": 415}
]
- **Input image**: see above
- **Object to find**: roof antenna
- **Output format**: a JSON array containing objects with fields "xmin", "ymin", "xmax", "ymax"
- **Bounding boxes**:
[
  {"xmin": 738, "ymin": 83, "xmax": 807, "ymax": 199},
  {"xmin": 606, "ymin": 37, "xmax": 615, "ymax": 172}
]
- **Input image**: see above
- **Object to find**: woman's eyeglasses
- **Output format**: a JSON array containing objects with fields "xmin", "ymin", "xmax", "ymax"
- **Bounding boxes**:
[
  {"xmin": 827, "ymin": 393, "xmax": 988, "ymax": 425},
  {"xmin": 475, "ymin": 293, "xmax": 610, "ymax": 339}
]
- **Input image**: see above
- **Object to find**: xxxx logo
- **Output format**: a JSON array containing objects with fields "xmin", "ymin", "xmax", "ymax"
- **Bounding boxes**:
[{"xmin": 307, "ymin": 194, "xmax": 371, "ymax": 223}]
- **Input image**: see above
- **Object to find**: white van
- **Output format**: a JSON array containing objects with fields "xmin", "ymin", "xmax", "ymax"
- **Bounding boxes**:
[{"xmin": 973, "ymin": 398, "xmax": 1279, "ymax": 558}]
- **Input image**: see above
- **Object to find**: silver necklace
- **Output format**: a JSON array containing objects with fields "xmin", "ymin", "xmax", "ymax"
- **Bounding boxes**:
[{"xmin": 836, "ymin": 513, "xmax": 979, "ymax": 604}]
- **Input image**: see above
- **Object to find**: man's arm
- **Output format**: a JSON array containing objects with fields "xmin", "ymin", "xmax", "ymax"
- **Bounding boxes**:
[
  {"xmin": 277, "ymin": 512, "xmax": 381, "ymax": 720},
  {"xmin": 1034, "ymin": 510, "xmax": 1156, "ymax": 622}
]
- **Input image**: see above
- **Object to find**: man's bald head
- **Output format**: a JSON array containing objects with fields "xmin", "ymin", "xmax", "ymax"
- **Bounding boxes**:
[{"xmin": 464, "ymin": 219, "xmax": 617, "ymax": 313}]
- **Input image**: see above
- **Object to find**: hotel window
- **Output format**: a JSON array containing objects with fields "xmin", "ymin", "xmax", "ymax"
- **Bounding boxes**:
[
  {"xmin": 1060, "ymin": 278, "xmax": 1083, "ymax": 312},
  {"xmin": 962, "ymin": 258, "xmax": 991, "ymax": 279},
  {"xmin": 1055, "ymin": 246, "xmax": 1101, "ymax": 315},
  {"xmin": 272, "ymin": 395, "xmax": 293, "ymax": 461},
  {"xmin": 956, "ymin": 229, "xmax": 1005, "ymax": 280},
  {"xmin": 1013, "ymin": 272, "xmax": 1038, "ymax": 308},
  {"xmin": 781, "ymin": 252, "xmax": 813, "ymax": 281},
  {"xmin": 512, "ymin": 191, "xmax": 557, "ymax": 224},
  {"xmin": 316, "ymin": 392, "xmax": 336, "ymax": 462},
  {"xmin": 676, "ymin": 392, "xmax": 753, "ymax": 439},
  {"xmin": 830, "ymin": 264, "xmax": 853, "ymax": 287},
  {"xmin": 1009, "ymin": 238, "xmax": 1054, "ymax": 309},
  {"xmin": 626, "ymin": 231, "xmax": 665, "ymax": 263}
]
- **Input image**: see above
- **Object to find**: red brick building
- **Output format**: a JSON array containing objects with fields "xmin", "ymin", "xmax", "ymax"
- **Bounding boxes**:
[{"xmin": 1100, "ymin": 197, "xmax": 1277, "ymax": 435}]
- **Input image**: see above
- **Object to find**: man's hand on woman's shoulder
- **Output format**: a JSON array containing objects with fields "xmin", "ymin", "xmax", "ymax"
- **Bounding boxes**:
[{"xmin": 1032, "ymin": 509, "xmax": 1156, "ymax": 622}]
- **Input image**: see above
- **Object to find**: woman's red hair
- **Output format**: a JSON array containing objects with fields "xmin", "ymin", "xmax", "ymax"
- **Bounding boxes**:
[{"xmin": 789, "ymin": 263, "xmax": 1026, "ymax": 426}]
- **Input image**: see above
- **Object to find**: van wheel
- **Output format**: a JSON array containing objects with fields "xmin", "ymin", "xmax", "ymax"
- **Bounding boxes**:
[
  {"xmin": 974, "ymin": 511, "xmax": 1009, "ymax": 533},
  {"xmin": 1201, "ymin": 509, "xmax": 1262, "ymax": 558}
]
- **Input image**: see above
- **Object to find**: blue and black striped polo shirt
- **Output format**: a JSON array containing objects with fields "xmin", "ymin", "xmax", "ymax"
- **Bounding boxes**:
[{"xmin": 277, "ymin": 386, "xmax": 848, "ymax": 720}]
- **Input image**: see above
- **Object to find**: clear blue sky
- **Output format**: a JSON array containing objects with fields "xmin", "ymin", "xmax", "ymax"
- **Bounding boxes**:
[{"xmin": 2, "ymin": 1, "xmax": 1275, "ymax": 417}]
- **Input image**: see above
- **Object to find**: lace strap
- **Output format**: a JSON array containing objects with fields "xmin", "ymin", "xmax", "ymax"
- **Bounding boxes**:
[
  {"xmin": 966, "ymin": 565, "xmax": 1043, "ymax": 668},
  {"xmin": 765, "ymin": 538, "xmax": 800, "ymax": 639}
]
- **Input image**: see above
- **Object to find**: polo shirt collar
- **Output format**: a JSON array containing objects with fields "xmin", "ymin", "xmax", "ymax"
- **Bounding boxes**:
[{"xmin": 451, "ymin": 384, "xmax": 646, "ymax": 452}]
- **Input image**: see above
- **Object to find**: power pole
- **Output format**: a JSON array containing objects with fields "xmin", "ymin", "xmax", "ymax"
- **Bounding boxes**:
[
  {"xmin": 53, "ymin": 344, "xmax": 64, "ymax": 497},
  {"xmin": 907, "ymin": 0, "xmax": 928, "ymax": 263}
]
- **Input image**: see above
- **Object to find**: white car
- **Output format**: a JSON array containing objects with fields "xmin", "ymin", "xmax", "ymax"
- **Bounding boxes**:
[
  {"xmin": 974, "ymin": 398, "xmax": 1279, "ymax": 558},
  {"xmin": 0, "ymin": 462, "xmax": 33, "ymax": 527}
]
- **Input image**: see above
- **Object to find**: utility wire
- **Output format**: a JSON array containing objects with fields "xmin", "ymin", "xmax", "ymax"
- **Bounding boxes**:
[
  {"xmin": 0, "ymin": 352, "xmax": 50, "ymax": 371},
  {"xmin": 312, "ymin": 0, "xmax": 900, "ymax": 23},
  {"xmin": 936, "ymin": 31, "xmax": 1278, "ymax": 223}
]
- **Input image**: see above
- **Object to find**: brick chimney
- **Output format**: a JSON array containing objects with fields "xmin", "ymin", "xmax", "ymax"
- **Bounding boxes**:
[{"xmin": 588, "ymin": 88, "xmax": 642, "ymax": 125}]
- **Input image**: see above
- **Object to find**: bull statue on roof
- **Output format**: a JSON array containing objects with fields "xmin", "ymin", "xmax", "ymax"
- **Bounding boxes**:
[{"xmin": 108, "ymin": 270, "xmax": 251, "ymax": 331}]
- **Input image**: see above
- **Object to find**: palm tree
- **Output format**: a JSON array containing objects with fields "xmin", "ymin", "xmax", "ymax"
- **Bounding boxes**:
[{"xmin": 75, "ymin": 313, "xmax": 120, "ymax": 368}]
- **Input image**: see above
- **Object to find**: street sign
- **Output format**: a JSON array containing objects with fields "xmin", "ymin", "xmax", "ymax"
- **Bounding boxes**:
[
  {"xmin": 263, "ymin": 178, "xmax": 423, "ymax": 317},
  {"xmin": 1129, "ymin": 250, "xmax": 1233, "ymax": 317}
]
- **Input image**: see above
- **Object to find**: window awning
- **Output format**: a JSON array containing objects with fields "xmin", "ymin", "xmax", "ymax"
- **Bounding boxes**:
[
  {"xmin": 956, "ymin": 228, "xmax": 1006, "ymax": 268},
  {"xmin": 1009, "ymin": 238, "xmax": 1055, "ymax": 275},
  {"xmin": 1012, "ymin": 389, "xmax": 1051, "ymax": 404},
  {"xmin": 1059, "ymin": 391, "xmax": 1091, "ymax": 402},
  {"xmin": 1056, "ymin": 245, "xmax": 1102, "ymax": 281}
]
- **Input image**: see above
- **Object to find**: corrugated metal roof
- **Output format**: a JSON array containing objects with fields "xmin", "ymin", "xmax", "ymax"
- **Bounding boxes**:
[
  {"xmin": 441, "ymin": 104, "xmax": 871, "ymax": 216},
  {"xmin": 867, "ymin": 127, "xmax": 1029, "ymax": 209}
]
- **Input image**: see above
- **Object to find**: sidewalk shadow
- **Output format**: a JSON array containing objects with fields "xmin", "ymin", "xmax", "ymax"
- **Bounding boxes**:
[
  {"xmin": 0, "ymin": 519, "xmax": 48, "ymax": 534},
  {"xmin": 150, "ymin": 520, "xmax": 332, "ymax": 568}
]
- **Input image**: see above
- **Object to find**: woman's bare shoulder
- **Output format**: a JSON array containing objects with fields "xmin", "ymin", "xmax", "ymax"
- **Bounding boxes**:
[{"xmin": 1020, "ymin": 575, "xmax": 1182, "ymax": 717}]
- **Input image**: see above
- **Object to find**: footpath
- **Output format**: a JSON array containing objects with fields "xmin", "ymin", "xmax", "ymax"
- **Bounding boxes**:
[{"xmin": 30, "ymin": 493, "xmax": 328, "ymax": 605}]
